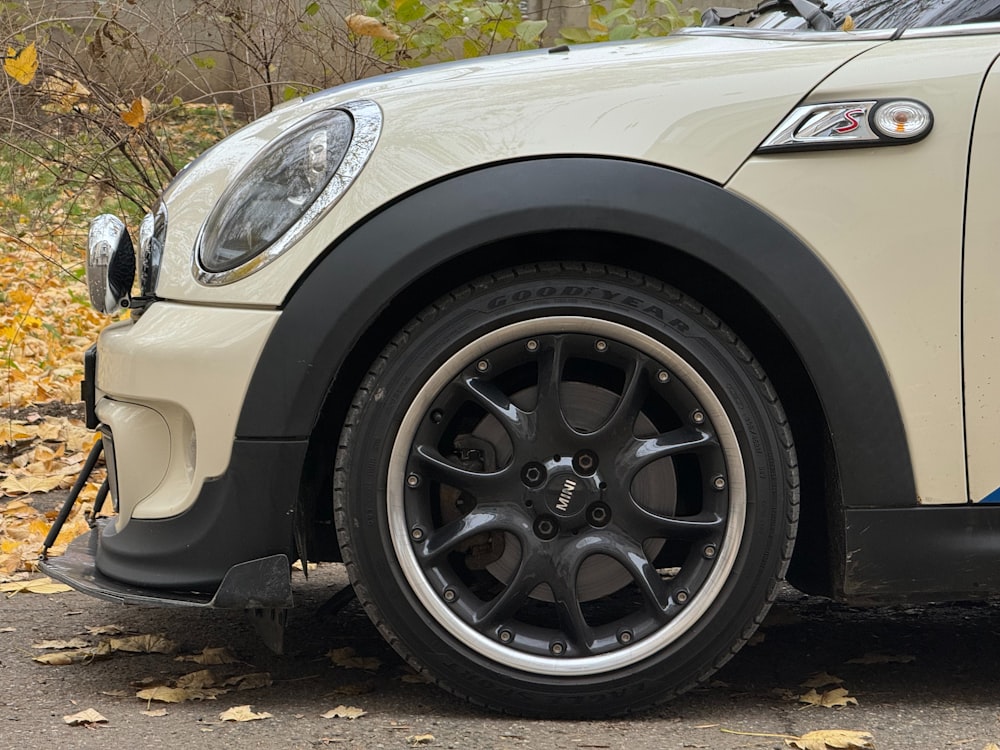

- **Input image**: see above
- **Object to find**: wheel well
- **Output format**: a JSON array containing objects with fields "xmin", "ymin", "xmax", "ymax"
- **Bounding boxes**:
[{"xmin": 302, "ymin": 230, "xmax": 837, "ymax": 596}]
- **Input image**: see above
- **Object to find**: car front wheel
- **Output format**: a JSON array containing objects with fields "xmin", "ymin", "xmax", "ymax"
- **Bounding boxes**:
[{"xmin": 335, "ymin": 263, "xmax": 798, "ymax": 716}]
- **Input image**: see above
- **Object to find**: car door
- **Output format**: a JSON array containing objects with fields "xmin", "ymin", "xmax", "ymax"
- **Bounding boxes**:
[{"xmin": 965, "ymin": 51, "xmax": 1000, "ymax": 503}]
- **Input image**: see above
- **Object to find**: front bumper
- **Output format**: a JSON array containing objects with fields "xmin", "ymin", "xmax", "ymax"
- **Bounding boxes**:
[{"xmin": 43, "ymin": 300, "xmax": 307, "ymax": 598}]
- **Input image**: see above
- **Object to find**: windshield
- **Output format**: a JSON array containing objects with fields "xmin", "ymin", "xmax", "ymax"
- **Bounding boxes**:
[
  {"xmin": 826, "ymin": 0, "xmax": 1000, "ymax": 28},
  {"xmin": 709, "ymin": 0, "xmax": 1000, "ymax": 30}
]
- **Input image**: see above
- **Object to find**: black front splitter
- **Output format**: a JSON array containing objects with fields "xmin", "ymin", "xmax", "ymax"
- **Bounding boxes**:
[{"xmin": 40, "ymin": 518, "xmax": 293, "ymax": 610}]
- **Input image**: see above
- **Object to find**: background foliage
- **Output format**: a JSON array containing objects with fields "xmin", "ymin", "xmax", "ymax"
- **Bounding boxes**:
[{"xmin": 0, "ymin": 0, "xmax": 698, "ymax": 571}]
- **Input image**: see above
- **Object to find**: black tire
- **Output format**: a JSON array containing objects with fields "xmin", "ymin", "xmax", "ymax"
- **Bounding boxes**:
[{"xmin": 334, "ymin": 263, "xmax": 798, "ymax": 717}]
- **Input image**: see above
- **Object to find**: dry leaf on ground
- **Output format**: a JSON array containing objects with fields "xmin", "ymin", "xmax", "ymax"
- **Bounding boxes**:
[
  {"xmin": 785, "ymin": 729, "xmax": 876, "ymax": 749},
  {"xmin": 327, "ymin": 646, "xmax": 382, "ymax": 671},
  {"xmin": 33, "ymin": 637, "xmax": 89, "ymax": 650},
  {"xmin": 220, "ymin": 705, "xmax": 273, "ymax": 722},
  {"xmin": 141, "ymin": 708, "xmax": 168, "ymax": 717},
  {"xmin": 1, "ymin": 576, "xmax": 72, "ymax": 595},
  {"xmin": 175, "ymin": 646, "xmax": 240, "ymax": 664},
  {"xmin": 407, "ymin": 734, "xmax": 435, "ymax": 746},
  {"xmin": 801, "ymin": 672, "xmax": 846, "ymax": 688},
  {"xmin": 33, "ymin": 640, "xmax": 112, "ymax": 665},
  {"xmin": 86, "ymin": 624, "xmax": 125, "ymax": 636},
  {"xmin": 63, "ymin": 708, "xmax": 108, "ymax": 726},
  {"xmin": 110, "ymin": 633, "xmax": 178, "ymax": 654},
  {"xmin": 322, "ymin": 705, "xmax": 367, "ymax": 720},
  {"xmin": 176, "ymin": 669, "xmax": 218, "ymax": 689},
  {"xmin": 224, "ymin": 672, "xmax": 273, "ymax": 691},
  {"xmin": 799, "ymin": 687, "xmax": 859, "ymax": 708},
  {"xmin": 136, "ymin": 686, "xmax": 226, "ymax": 704}
]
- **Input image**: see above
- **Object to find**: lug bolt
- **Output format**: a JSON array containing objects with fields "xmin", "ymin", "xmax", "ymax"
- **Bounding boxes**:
[
  {"xmin": 521, "ymin": 462, "xmax": 546, "ymax": 488},
  {"xmin": 476, "ymin": 359, "xmax": 490, "ymax": 372},
  {"xmin": 430, "ymin": 410, "xmax": 444, "ymax": 424},
  {"xmin": 713, "ymin": 476, "xmax": 726, "ymax": 490},
  {"xmin": 406, "ymin": 473, "xmax": 421, "ymax": 488},
  {"xmin": 443, "ymin": 588, "xmax": 457, "ymax": 603},
  {"xmin": 595, "ymin": 340, "xmax": 608, "ymax": 352},
  {"xmin": 618, "ymin": 629, "xmax": 634, "ymax": 645},
  {"xmin": 550, "ymin": 642, "xmax": 566, "ymax": 656},
  {"xmin": 535, "ymin": 517, "xmax": 558, "ymax": 540},
  {"xmin": 526, "ymin": 339, "xmax": 539, "ymax": 352},
  {"xmin": 691, "ymin": 410, "xmax": 706, "ymax": 424},
  {"xmin": 657, "ymin": 370, "xmax": 670, "ymax": 383},
  {"xmin": 499, "ymin": 629, "xmax": 513, "ymax": 643},
  {"xmin": 587, "ymin": 503, "xmax": 610, "ymax": 527},
  {"xmin": 573, "ymin": 450, "xmax": 598, "ymax": 476},
  {"xmin": 675, "ymin": 589, "xmax": 690, "ymax": 605},
  {"xmin": 703, "ymin": 544, "xmax": 717, "ymax": 559},
  {"xmin": 410, "ymin": 527, "xmax": 425, "ymax": 542}
]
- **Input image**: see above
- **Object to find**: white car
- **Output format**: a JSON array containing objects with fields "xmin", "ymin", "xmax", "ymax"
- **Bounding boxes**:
[{"xmin": 42, "ymin": 0, "xmax": 1000, "ymax": 717}]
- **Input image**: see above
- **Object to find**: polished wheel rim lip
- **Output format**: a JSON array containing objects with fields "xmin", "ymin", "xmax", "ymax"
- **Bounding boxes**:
[{"xmin": 387, "ymin": 316, "xmax": 746, "ymax": 677}]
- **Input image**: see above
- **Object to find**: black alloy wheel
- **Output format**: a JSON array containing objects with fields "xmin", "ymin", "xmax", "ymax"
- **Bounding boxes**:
[{"xmin": 335, "ymin": 264, "xmax": 798, "ymax": 716}]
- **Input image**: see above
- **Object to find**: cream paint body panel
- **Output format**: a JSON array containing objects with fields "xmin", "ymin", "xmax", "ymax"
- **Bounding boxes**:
[
  {"xmin": 729, "ymin": 36, "xmax": 1000, "ymax": 505},
  {"xmin": 154, "ymin": 34, "xmax": 880, "ymax": 306},
  {"xmin": 964, "ymin": 60, "xmax": 1000, "ymax": 503},
  {"xmin": 95, "ymin": 304, "xmax": 279, "ymax": 521}
]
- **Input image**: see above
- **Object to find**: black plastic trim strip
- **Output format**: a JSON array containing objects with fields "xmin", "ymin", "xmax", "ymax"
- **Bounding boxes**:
[
  {"xmin": 843, "ymin": 505, "xmax": 1000, "ymax": 601},
  {"xmin": 237, "ymin": 157, "xmax": 915, "ymax": 509}
]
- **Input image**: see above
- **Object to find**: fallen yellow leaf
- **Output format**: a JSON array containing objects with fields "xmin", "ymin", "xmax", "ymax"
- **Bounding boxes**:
[
  {"xmin": 800, "ymin": 672, "xmax": 845, "ymax": 689},
  {"xmin": 220, "ymin": 705, "xmax": 273, "ymax": 722},
  {"xmin": 175, "ymin": 669, "xmax": 218, "ymax": 690},
  {"xmin": 407, "ymin": 734, "xmax": 435, "ymax": 746},
  {"xmin": 110, "ymin": 633, "xmax": 178, "ymax": 654},
  {"xmin": 799, "ymin": 687, "xmax": 859, "ymax": 709},
  {"xmin": 136, "ymin": 686, "xmax": 225, "ymax": 703},
  {"xmin": 327, "ymin": 646, "xmax": 382, "ymax": 671},
  {"xmin": 1, "ymin": 473, "xmax": 65, "ymax": 494},
  {"xmin": 322, "ymin": 705, "xmax": 367, "ymax": 720},
  {"xmin": 785, "ymin": 729, "xmax": 875, "ymax": 749},
  {"xmin": 63, "ymin": 708, "xmax": 108, "ymax": 726},
  {"xmin": 141, "ymin": 708, "xmax": 168, "ymax": 717},
  {"xmin": 32, "ymin": 637, "xmax": 90, "ymax": 650},
  {"xmin": 175, "ymin": 646, "xmax": 240, "ymax": 664},
  {"xmin": 4, "ymin": 43, "xmax": 38, "ymax": 85},
  {"xmin": 1, "ymin": 576, "xmax": 72, "ymax": 595},
  {"xmin": 223, "ymin": 672, "xmax": 273, "ymax": 691}
]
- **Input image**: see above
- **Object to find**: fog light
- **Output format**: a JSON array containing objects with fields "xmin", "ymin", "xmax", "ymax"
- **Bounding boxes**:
[{"xmin": 87, "ymin": 214, "xmax": 136, "ymax": 314}]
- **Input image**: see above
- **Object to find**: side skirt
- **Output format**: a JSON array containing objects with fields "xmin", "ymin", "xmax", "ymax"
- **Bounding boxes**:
[{"xmin": 842, "ymin": 505, "xmax": 1000, "ymax": 602}]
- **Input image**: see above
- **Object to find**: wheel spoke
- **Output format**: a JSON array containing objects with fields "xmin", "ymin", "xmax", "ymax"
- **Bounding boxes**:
[
  {"xmin": 460, "ymin": 375, "xmax": 535, "ymax": 443},
  {"xmin": 618, "ymin": 426, "xmax": 716, "ymax": 479},
  {"xmin": 533, "ymin": 336, "xmax": 571, "ymax": 434},
  {"xmin": 595, "ymin": 356, "xmax": 652, "ymax": 439},
  {"xmin": 471, "ymin": 555, "xmax": 547, "ymax": 627},
  {"xmin": 418, "ymin": 506, "xmax": 530, "ymax": 563},
  {"xmin": 547, "ymin": 561, "xmax": 596, "ymax": 653},
  {"xmin": 413, "ymin": 444, "xmax": 510, "ymax": 497},
  {"xmin": 619, "ymin": 502, "xmax": 725, "ymax": 542},
  {"xmin": 594, "ymin": 530, "xmax": 674, "ymax": 615}
]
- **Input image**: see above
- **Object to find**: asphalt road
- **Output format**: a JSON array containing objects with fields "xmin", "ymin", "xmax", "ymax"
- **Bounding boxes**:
[{"xmin": 2, "ymin": 567, "xmax": 998, "ymax": 750}]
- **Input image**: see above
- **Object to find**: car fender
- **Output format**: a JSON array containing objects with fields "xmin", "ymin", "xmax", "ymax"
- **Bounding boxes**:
[{"xmin": 237, "ymin": 156, "xmax": 915, "ymax": 511}]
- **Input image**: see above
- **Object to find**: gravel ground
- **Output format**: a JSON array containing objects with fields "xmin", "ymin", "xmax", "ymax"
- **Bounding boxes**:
[{"xmin": 2, "ymin": 568, "xmax": 1000, "ymax": 750}]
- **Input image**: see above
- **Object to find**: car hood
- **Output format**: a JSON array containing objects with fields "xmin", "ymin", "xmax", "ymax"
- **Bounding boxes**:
[{"xmin": 158, "ymin": 32, "xmax": 886, "ymax": 305}]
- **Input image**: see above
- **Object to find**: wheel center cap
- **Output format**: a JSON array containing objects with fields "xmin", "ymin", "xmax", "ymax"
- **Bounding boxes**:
[{"xmin": 543, "ymin": 467, "xmax": 598, "ymax": 519}]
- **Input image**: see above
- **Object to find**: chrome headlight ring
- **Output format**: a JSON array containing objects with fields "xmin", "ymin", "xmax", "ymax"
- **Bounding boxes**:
[{"xmin": 194, "ymin": 99, "xmax": 382, "ymax": 286}]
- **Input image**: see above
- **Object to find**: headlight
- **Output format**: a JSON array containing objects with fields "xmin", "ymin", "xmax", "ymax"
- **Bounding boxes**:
[{"xmin": 196, "ymin": 99, "xmax": 382, "ymax": 285}]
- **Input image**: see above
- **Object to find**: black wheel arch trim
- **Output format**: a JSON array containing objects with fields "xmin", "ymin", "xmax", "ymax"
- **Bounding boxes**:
[{"xmin": 237, "ymin": 156, "xmax": 916, "ymax": 510}]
